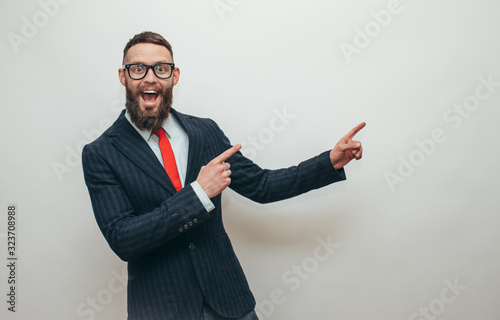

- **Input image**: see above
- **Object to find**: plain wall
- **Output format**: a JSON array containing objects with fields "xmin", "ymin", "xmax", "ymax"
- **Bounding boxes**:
[{"xmin": 1, "ymin": 0, "xmax": 500, "ymax": 319}]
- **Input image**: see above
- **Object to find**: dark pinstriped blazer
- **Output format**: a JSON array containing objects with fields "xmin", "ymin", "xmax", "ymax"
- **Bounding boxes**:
[{"xmin": 82, "ymin": 109, "xmax": 346, "ymax": 319}]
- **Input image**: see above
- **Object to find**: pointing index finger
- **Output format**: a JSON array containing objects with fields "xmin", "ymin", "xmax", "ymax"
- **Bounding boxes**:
[
  {"xmin": 345, "ymin": 122, "xmax": 366, "ymax": 139},
  {"xmin": 214, "ymin": 144, "xmax": 242, "ymax": 163}
]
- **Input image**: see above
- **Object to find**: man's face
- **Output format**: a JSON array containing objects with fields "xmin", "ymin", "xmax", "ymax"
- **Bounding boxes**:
[{"xmin": 119, "ymin": 43, "xmax": 180, "ymax": 131}]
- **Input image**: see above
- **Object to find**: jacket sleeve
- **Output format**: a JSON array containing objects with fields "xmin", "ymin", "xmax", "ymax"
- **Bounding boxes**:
[
  {"xmin": 82, "ymin": 143, "xmax": 211, "ymax": 262},
  {"xmin": 207, "ymin": 120, "xmax": 347, "ymax": 203}
]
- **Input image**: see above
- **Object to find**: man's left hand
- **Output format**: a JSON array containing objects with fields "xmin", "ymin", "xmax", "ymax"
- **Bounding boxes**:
[{"xmin": 330, "ymin": 122, "xmax": 366, "ymax": 170}]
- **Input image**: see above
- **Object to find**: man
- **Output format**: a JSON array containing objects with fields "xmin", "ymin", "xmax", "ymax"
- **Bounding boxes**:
[{"xmin": 82, "ymin": 31, "xmax": 365, "ymax": 320}]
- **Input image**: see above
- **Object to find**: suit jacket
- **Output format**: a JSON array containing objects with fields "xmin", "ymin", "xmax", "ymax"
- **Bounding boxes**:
[{"xmin": 82, "ymin": 109, "xmax": 346, "ymax": 319}]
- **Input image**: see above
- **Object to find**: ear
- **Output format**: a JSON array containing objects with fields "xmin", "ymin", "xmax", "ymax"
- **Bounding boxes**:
[
  {"xmin": 119, "ymin": 67, "xmax": 126, "ymax": 87},
  {"xmin": 172, "ymin": 67, "xmax": 180, "ymax": 86}
]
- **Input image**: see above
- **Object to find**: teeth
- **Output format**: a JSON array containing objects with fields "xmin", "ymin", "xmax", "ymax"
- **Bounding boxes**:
[{"xmin": 143, "ymin": 91, "xmax": 157, "ymax": 94}]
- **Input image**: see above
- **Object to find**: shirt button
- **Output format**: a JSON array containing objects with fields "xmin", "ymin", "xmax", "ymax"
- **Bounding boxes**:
[{"xmin": 189, "ymin": 243, "xmax": 196, "ymax": 250}]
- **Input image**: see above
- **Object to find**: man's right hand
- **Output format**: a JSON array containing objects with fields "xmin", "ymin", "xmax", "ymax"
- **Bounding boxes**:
[{"xmin": 196, "ymin": 144, "xmax": 241, "ymax": 198}]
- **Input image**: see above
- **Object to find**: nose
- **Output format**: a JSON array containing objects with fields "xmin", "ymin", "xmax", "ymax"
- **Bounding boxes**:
[{"xmin": 142, "ymin": 66, "xmax": 157, "ymax": 83}]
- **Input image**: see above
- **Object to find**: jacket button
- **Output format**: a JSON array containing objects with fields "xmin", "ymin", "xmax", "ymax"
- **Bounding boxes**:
[
  {"xmin": 188, "ymin": 222, "xmax": 193, "ymax": 227},
  {"xmin": 178, "ymin": 228, "xmax": 183, "ymax": 233},
  {"xmin": 193, "ymin": 219, "xmax": 198, "ymax": 224},
  {"xmin": 184, "ymin": 224, "xmax": 189, "ymax": 229},
  {"xmin": 189, "ymin": 243, "xmax": 196, "ymax": 250}
]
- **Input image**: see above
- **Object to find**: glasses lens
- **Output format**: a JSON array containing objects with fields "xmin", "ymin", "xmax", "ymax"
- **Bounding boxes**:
[
  {"xmin": 154, "ymin": 63, "xmax": 173, "ymax": 79},
  {"xmin": 129, "ymin": 64, "xmax": 147, "ymax": 79}
]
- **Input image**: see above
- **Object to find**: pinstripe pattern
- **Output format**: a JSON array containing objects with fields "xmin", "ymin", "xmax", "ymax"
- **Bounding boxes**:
[{"xmin": 82, "ymin": 109, "xmax": 346, "ymax": 319}]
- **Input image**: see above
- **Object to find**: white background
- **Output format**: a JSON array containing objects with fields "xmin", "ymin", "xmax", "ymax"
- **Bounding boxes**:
[{"xmin": 1, "ymin": 0, "xmax": 500, "ymax": 319}]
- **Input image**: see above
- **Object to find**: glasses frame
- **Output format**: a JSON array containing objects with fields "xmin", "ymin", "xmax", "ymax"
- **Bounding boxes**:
[{"xmin": 122, "ymin": 63, "xmax": 175, "ymax": 80}]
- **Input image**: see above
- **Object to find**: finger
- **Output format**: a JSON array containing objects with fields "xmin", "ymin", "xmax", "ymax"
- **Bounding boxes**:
[
  {"xmin": 338, "ymin": 141, "xmax": 361, "ymax": 151},
  {"xmin": 355, "ymin": 148, "xmax": 363, "ymax": 160},
  {"xmin": 344, "ymin": 122, "xmax": 366, "ymax": 140},
  {"xmin": 213, "ymin": 144, "xmax": 242, "ymax": 163}
]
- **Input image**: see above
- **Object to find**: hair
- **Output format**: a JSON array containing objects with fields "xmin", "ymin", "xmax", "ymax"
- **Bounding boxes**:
[{"xmin": 122, "ymin": 31, "xmax": 174, "ymax": 64}]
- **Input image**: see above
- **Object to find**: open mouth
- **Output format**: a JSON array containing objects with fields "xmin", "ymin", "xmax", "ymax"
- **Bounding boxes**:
[{"xmin": 141, "ymin": 90, "xmax": 159, "ymax": 105}]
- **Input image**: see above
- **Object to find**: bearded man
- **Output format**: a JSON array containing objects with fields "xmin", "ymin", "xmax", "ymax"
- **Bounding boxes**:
[{"xmin": 82, "ymin": 31, "xmax": 365, "ymax": 320}]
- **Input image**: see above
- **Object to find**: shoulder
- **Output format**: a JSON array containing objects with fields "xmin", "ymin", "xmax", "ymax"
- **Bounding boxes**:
[
  {"xmin": 171, "ymin": 109, "xmax": 222, "ymax": 132},
  {"xmin": 172, "ymin": 109, "xmax": 232, "ymax": 150},
  {"xmin": 82, "ymin": 111, "xmax": 129, "ymax": 154}
]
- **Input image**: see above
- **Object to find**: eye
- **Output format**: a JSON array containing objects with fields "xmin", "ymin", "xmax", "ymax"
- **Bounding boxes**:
[
  {"xmin": 134, "ymin": 65, "xmax": 145, "ymax": 73},
  {"xmin": 156, "ymin": 65, "xmax": 166, "ymax": 73}
]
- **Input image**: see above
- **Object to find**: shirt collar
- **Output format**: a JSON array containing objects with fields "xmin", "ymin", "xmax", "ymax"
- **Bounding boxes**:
[{"xmin": 124, "ymin": 110, "xmax": 180, "ymax": 141}]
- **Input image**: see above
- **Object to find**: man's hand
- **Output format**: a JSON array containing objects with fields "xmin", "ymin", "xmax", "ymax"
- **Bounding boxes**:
[
  {"xmin": 330, "ymin": 122, "xmax": 366, "ymax": 170},
  {"xmin": 197, "ymin": 144, "xmax": 241, "ymax": 198}
]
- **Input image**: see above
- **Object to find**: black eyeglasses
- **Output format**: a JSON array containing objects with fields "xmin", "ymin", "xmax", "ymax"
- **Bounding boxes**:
[{"xmin": 122, "ymin": 63, "xmax": 175, "ymax": 80}]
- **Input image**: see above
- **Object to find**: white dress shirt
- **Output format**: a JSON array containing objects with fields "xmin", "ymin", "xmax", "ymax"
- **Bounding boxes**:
[{"xmin": 125, "ymin": 111, "xmax": 215, "ymax": 212}]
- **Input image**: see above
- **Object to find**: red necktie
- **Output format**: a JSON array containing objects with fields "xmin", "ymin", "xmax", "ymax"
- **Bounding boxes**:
[{"xmin": 153, "ymin": 128, "xmax": 182, "ymax": 191}]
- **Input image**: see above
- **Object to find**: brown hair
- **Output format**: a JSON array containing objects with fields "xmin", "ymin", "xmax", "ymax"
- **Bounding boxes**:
[{"xmin": 122, "ymin": 31, "xmax": 174, "ymax": 64}]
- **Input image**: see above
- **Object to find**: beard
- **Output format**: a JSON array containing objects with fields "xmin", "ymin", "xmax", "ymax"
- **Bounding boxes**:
[{"xmin": 125, "ymin": 82, "xmax": 173, "ymax": 131}]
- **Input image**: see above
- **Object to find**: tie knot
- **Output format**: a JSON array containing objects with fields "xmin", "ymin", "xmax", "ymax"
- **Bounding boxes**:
[{"xmin": 152, "ymin": 128, "xmax": 165, "ymax": 138}]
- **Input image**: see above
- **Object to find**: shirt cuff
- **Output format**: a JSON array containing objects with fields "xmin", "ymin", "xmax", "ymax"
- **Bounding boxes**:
[{"xmin": 191, "ymin": 181, "xmax": 215, "ymax": 212}]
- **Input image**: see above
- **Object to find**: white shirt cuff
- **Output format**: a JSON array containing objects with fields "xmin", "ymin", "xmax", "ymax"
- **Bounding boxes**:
[{"xmin": 191, "ymin": 181, "xmax": 215, "ymax": 212}]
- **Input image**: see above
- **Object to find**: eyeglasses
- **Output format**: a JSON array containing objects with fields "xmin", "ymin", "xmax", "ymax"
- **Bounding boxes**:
[{"xmin": 122, "ymin": 63, "xmax": 175, "ymax": 80}]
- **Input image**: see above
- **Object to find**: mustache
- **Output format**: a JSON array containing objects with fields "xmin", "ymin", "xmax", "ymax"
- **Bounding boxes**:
[
  {"xmin": 125, "ymin": 83, "xmax": 173, "ymax": 131},
  {"xmin": 136, "ymin": 85, "xmax": 162, "ymax": 94}
]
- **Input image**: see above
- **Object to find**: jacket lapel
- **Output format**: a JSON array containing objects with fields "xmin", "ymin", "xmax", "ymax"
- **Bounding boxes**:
[
  {"xmin": 170, "ymin": 109, "xmax": 204, "ymax": 185},
  {"xmin": 108, "ymin": 111, "xmax": 178, "ymax": 195}
]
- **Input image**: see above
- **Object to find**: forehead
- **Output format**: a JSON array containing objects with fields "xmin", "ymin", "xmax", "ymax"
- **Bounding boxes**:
[{"xmin": 124, "ymin": 43, "xmax": 172, "ymax": 64}]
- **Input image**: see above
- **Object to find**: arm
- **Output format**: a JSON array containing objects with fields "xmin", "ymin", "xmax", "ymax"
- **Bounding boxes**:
[
  {"xmin": 228, "ymin": 121, "xmax": 366, "ymax": 203},
  {"xmin": 82, "ymin": 143, "xmax": 210, "ymax": 262},
  {"xmin": 202, "ymin": 120, "xmax": 348, "ymax": 204},
  {"xmin": 229, "ymin": 149, "xmax": 346, "ymax": 204},
  {"xmin": 197, "ymin": 120, "xmax": 365, "ymax": 203}
]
